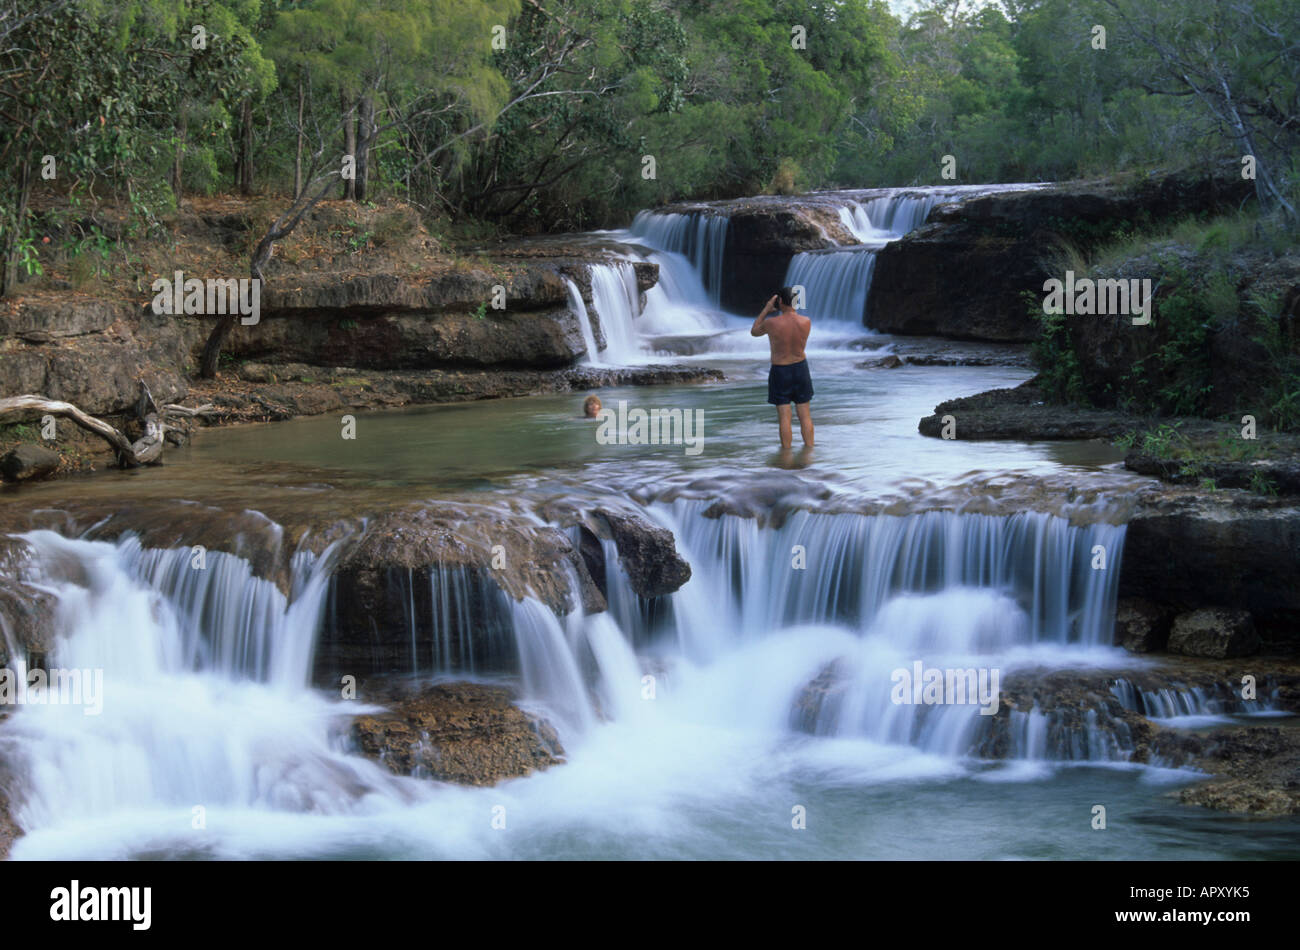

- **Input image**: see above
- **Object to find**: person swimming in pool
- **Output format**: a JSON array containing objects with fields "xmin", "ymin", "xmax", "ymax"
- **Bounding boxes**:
[{"xmin": 750, "ymin": 286, "xmax": 813, "ymax": 448}]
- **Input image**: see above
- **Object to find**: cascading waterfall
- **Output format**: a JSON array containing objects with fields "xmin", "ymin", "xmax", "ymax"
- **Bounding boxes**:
[
  {"xmin": 0, "ymin": 530, "xmax": 415, "ymax": 847},
  {"xmin": 588, "ymin": 262, "xmax": 643, "ymax": 364},
  {"xmin": 564, "ymin": 277, "xmax": 604, "ymax": 366},
  {"xmin": 3, "ymin": 493, "xmax": 1240, "ymax": 859},
  {"xmin": 629, "ymin": 210, "xmax": 728, "ymax": 307},
  {"xmin": 1110, "ymin": 678, "xmax": 1278, "ymax": 722},
  {"xmin": 785, "ymin": 191, "xmax": 951, "ymax": 329},
  {"xmin": 646, "ymin": 500, "xmax": 1124, "ymax": 651},
  {"xmin": 784, "ymin": 249, "xmax": 880, "ymax": 326},
  {"xmin": 837, "ymin": 193, "xmax": 946, "ymax": 242},
  {"xmin": 604, "ymin": 500, "xmax": 1131, "ymax": 759}
]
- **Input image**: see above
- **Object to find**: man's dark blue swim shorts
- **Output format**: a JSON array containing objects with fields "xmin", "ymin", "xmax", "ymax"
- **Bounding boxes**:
[{"xmin": 767, "ymin": 359, "xmax": 813, "ymax": 406}]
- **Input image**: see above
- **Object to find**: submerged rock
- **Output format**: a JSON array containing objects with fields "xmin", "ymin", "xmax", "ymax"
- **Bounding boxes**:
[
  {"xmin": 1167, "ymin": 607, "xmax": 1260, "ymax": 658},
  {"xmin": 351, "ymin": 681, "xmax": 564, "ymax": 786}
]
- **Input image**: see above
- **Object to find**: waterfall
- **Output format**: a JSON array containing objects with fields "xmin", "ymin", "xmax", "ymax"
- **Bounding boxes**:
[
  {"xmin": 2, "ymin": 492, "xmax": 1228, "ymax": 860},
  {"xmin": 1110, "ymin": 678, "xmax": 1278, "ymax": 722},
  {"xmin": 622, "ymin": 245, "xmax": 729, "ymax": 340},
  {"xmin": 564, "ymin": 277, "xmax": 603, "ymax": 366},
  {"xmin": 784, "ymin": 249, "xmax": 880, "ymax": 326},
  {"xmin": 837, "ymin": 193, "xmax": 946, "ymax": 242},
  {"xmin": 783, "ymin": 193, "xmax": 949, "ymax": 330},
  {"xmin": 566, "ymin": 264, "xmax": 652, "ymax": 365},
  {"xmin": 644, "ymin": 500, "xmax": 1125, "ymax": 652},
  {"xmin": 629, "ymin": 210, "xmax": 728, "ymax": 307},
  {"xmin": 589, "ymin": 262, "xmax": 643, "ymax": 364},
  {"xmin": 0, "ymin": 530, "xmax": 415, "ymax": 842}
]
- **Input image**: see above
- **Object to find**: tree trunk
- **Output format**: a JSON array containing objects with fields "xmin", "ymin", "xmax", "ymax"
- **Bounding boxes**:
[
  {"xmin": 356, "ymin": 93, "xmax": 374, "ymax": 202},
  {"xmin": 237, "ymin": 98, "xmax": 254, "ymax": 195},
  {"xmin": 294, "ymin": 79, "xmax": 305, "ymax": 199},
  {"xmin": 170, "ymin": 112, "xmax": 187, "ymax": 202},
  {"xmin": 198, "ymin": 314, "xmax": 237, "ymax": 379},
  {"xmin": 341, "ymin": 88, "xmax": 356, "ymax": 201},
  {"xmin": 0, "ymin": 153, "xmax": 33, "ymax": 297}
]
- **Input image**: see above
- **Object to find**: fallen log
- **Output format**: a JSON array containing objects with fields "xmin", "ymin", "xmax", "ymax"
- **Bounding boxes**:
[{"xmin": 0, "ymin": 393, "xmax": 159, "ymax": 468}]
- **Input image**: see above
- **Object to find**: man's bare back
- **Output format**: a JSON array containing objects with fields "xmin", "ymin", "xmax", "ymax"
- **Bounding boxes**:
[{"xmin": 760, "ymin": 309, "xmax": 810, "ymax": 364}]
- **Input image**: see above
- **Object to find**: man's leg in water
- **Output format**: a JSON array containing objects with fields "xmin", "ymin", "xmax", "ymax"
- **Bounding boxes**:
[
  {"xmin": 795, "ymin": 402, "xmax": 814, "ymax": 446},
  {"xmin": 776, "ymin": 404, "xmax": 794, "ymax": 448}
]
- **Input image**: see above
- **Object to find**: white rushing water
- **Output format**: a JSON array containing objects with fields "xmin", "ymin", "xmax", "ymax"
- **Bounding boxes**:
[
  {"xmin": 0, "ymin": 495, "xmax": 1179, "ymax": 860},
  {"xmin": 629, "ymin": 210, "xmax": 728, "ymax": 307},
  {"xmin": 564, "ymin": 277, "xmax": 603, "ymax": 366},
  {"xmin": 588, "ymin": 262, "xmax": 643, "ymax": 364},
  {"xmin": 0, "ymin": 530, "xmax": 423, "ymax": 857}
]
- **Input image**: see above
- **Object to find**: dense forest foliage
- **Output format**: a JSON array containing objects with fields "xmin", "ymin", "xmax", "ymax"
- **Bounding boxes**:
[{"xmin": 1, "ymin": 0, "xmax": 1296, "ymax": 289}]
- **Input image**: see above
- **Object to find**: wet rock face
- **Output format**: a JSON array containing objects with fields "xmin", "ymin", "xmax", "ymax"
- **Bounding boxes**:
[
  {"xmin": 317, "ymin": 503, "xmax": 607, "ymax": 681},
  {"xmin": 1121, "ymin": 493, "xmax": 1300, "ymax": 648},
  {"xmin": 594, "ymin": 509, "xmax": 691, "ymax": 598},
  {"xmin": 1115, "ymin": 598, "xmax": 1172, "ymax": 653},
  {"xmin": 0, "ymin": 775, "xmax": 17, "ymax": 860},
  {"xmin": 719, "ymin": 207, "xmax": 855, "ymax": 315},
  {"xmin": 0, "ymin": 444, "xmax": 60, "ymax": 482},
  {"xmin": 649, "ymin": 196, "xmax": 855, "ymax": 315},
  {"xmin": 224, "ymin": 306, "xmax": 590, "ymax": 371},
  {"xmin": 792, "ymin": 659, "xmax": 1300, "ymax": 767},
  {"xmin": 351, "ymin": 681, "xmax": 564, "ymax": 786},
  {"xmin": 1152, "ymin": 726, "xmax": 1300, "ymax": 816},
  {"xmin": 0, "ymin": 577, "xmax": 56, "ymax": 668},
  {"xmin": 867, "ymin": 169, "xmax": 1252, "ymax": 342},
  {"xmin": 1167, "ymin": 607, "xmax": 1261, "ymax": 658}
]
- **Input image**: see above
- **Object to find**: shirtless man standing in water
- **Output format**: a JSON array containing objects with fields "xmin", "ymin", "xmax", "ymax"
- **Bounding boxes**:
[{"xmin": 750, "ymin": 286, "xmax": 814, "ymax": 447}]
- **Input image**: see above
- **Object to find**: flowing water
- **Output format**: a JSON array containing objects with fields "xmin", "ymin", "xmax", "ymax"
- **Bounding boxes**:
[{"xmin": 2, "ymin": 185, "xmax": 1294, "ymax": 860}]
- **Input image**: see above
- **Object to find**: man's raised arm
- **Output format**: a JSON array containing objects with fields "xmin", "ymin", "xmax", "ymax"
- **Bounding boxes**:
[{"xmin": 751, "ymin": 294, "xmax": 778, "ymax": 336}]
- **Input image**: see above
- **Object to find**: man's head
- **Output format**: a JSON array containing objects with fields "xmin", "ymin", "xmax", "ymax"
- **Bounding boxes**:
[{"xmin": 776, "ymin": 287, "xmax": 795, "ymax": 310}]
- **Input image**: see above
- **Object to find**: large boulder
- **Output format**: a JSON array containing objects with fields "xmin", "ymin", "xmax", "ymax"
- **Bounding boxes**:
[
  {"xmin": 317, "ymin": 503, "xmax": 605, "ymax": 680},
  {"xmin": 1167, "ymin": 607, "xmax": 1260, "ymax": 658},
  {"xmin": 1114, "ymin": 598, "xmax": 1171, "ymax": 653}
]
